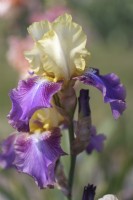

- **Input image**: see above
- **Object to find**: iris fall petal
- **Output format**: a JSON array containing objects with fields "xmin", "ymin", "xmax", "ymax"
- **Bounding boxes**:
[
  {"xmin": 14, "ymin": 129, "xmax": 65, "ymax": 188},
  {"xmin": 77, "ymin": 68, "xmax": 126, "ymax": 119},
  {"xmin": 8, "ymin": 76, "xmax": 62, "ymax": 132}
]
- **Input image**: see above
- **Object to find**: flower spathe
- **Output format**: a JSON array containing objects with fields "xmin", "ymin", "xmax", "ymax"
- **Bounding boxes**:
[
  {"xmin": 75, "ymin": 90, "xmax": 106, "ymax": 154},
  {"xmin": 25, "ymin": 14, "xmax": 90, "ymax": 82},
  {"xmin": 82, "ymin": 184, "xmax": 96, "ymax": 200}
]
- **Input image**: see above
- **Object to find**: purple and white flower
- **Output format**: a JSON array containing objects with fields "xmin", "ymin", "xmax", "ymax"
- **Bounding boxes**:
[{"xmin": 0, "ymin": 14, "xmax": 127, "ymax": 191}]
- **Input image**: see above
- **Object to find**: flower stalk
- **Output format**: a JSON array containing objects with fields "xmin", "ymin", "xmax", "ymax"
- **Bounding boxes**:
[{"xmin": 68, "ymin": 124, "xmax": 77, "ymax": 200}]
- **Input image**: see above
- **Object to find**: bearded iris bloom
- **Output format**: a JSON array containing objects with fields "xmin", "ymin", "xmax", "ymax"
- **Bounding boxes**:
[
  {"xmin": 8, "ymin": 14, "xmax": 126, "ymax": 131},
  {"xmin": 0, "ymin": 14, "xmax": 126, "ymax": 189}
]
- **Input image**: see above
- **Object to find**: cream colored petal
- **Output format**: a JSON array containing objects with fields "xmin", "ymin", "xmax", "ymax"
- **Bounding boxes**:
[
  {"xmin": 28, "ymin": 21, "xmax": 52, "ymax": 41},
  {"xmin": 26, "ymin": 14, "xmax": 90, "ymax": 82},
  {"xmin": 25, "ymin": 44, "xmax": 45, "ymax": 74},
  {"xmin": 52, "ymin": 14, "xmax": 90, "ymax": 76},
  {"xmin": 53, "ymin": 13, "xmax": 72, "ymax": 24},
  {"xmin": 74, "ymin": 49, "xmax": 90, "ymax": 74},
  {"xmin": 37, "ymin": 14, "xmax": 90, "ymax": 81},
  {"xmin": 98, "ymin": 195, "xmax": 118, "ymax": 200},
  {"xmin": 38, "ymin": 30, "xmax": 70, "ymax": 81}
]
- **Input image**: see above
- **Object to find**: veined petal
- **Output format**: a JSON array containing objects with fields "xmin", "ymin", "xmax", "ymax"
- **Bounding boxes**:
[
  {"xmin": 25, "ymin": 14, "xmax": 90, "ymax": 82},
  {"xmin": 0, "ymin": 134, "xmax": 16, "ymax": 168},
  {"xmin": 14, "ymin": 129, "xmax": 65, "ymax": 188},
  {"xmin": 77, "ymin": 68, "xmax": 126, "ymax": 119},
  {"xmin": 86, "ymin": 126, "xmax": 106, "ymax": 154},
  {"xmin": 8, "ymin": 76, "xmax": 62, "ymax": 132}
]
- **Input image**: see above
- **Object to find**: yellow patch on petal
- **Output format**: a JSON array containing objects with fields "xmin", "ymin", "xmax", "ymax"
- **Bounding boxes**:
[
  {"xmin": 29, "ymin": 106, "xmax": 65, "ymax": 133},
  {"xmin": 25, "ymin": 14, "xmax": 90, "ymax": 83}
]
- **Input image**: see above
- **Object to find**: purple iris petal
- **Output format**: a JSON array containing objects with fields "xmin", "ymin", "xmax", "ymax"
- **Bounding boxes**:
[
  {"xmin": 82, "ymin": 184, "xmax": 96, "ymax": 200},
  {"xmin": 86, "ymin": 126, "xmax": 106, "ymax": 154},
  {"xmin": 14, "ymin": 129, "xmax": 65, "ymax": 188},
  {"xmin": 8, "ymin": 76, "xmax": 62, "ymax": 132},
  {"xmin": 77, "ymin": 68, "xmax": 126, "ymax": 119},
  {"xmin": 0, "ymin": 134, "xmax": 16, "ymax": 168}
]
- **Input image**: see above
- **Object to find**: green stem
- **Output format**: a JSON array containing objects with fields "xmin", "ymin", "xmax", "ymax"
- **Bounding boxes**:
[
  {"xmin": 68, "ymin": 124, "xmax": 77, "ymax": 200},
  {"xmin": 69, "ymin": 155, "xmax": 76, "ymax": 196}
]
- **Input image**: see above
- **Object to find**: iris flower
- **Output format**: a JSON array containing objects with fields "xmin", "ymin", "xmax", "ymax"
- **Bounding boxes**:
[
  {"xmin": 0, "ymin": 14, "xmax": 126, "ymax": 188},
  {"xmin": 9, "ymin": 14, "xmax": 126, "ymax": 131}
]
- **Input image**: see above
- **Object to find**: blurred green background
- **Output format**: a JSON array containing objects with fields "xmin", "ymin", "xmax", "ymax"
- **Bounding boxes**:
[{"xmin": 0, "ymin": 0, "xmax": 132, "ymax": 199}]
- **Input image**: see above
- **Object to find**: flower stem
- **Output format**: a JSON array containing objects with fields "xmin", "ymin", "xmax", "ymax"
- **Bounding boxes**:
[
  {"xmin": 68, "ymin": 124, "xmax": 76, "ymax": 200},
  {"xmin": 68, "ymin": 155, "xmax": 76, "ymax": 199}
]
